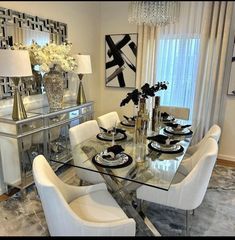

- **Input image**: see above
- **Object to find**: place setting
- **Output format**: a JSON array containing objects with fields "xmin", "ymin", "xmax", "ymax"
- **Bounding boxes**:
[
  {"xmin": 120, "ymin": 115, "xmax": 136, "ymax": 127},
  {"xmin": 92, "ymin": 144, "xmax": 133, "ymax": 168},
  {"xmin": 147, "ymin": 134, "xmax": 184, "ymax": 154},
  {"xmin": 163, "ymin": 122, "xmax": 193, "ymax": 136},
  {"xmin": 96, "ymin": 126, "xmax": 127, "ymax": 142}
]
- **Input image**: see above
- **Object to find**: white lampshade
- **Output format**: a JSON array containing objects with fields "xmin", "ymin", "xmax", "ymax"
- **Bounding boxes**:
[
  {"xmin": 0, "ymin": 49, "xmax": 32, "ymax": 77},
  {"xmin": 73, "ymin": 54, "xmax": 92, "ymax": 74}
]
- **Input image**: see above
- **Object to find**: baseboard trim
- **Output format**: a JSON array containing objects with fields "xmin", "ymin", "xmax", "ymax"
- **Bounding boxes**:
[
  {"xmin": 217, "ymin": 158, "xmax": 235, "ymax": 168},
  {"xmin": 218, "ymin": 154, "xmax": 235, "ymax": 162}
]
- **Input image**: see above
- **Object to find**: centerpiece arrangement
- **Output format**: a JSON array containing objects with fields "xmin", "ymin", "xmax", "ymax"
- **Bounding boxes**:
[
  {"xmin": 120, "ymin": 82, "xmax": 168, "ymax": 143},
  {"xmin": 13, "ymin": 41, "xmax": 77, "ymax": 110},
  {"xmin": 120, "ymin": 82, "xmax": 167, "ymax": 106}
]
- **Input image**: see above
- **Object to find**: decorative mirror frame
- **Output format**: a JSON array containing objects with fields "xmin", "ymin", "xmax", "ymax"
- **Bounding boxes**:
[{"xmin": 0, "ymin": 6, "xmax": 69, "ymax": 99}]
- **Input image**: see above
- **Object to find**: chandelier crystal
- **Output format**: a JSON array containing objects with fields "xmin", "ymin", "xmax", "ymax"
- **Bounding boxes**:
[{"xmin": 128, "ymin": 1, "xmax": 180, "ymax": 27}]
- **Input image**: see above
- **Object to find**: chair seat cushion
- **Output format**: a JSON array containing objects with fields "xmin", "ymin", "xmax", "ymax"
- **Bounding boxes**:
[{"xmin": 69, "ymin": 189, "xmax": 128, "ymax": 223}]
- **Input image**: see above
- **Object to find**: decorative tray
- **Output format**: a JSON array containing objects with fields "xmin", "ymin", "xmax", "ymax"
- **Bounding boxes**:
[
  {"xmin": 96, "ymin": 132, "xmax": 127, "ymax": 141},
  {"xmin": 92, "ymin": 152, "xmax": 133, "ymax": 168},
  {"xmin": 120, "ymin": 120, "xmax": 135, "ymax": 127},
  {"xmin": 148, "ymin": 141, "xmax": 184, "ymax": 154},
  {"xmin": 164, "ymin": 127, "xmax": 193, "ymax": 136}
]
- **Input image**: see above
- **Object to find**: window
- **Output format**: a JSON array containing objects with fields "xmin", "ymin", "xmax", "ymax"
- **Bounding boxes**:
[{"xmin": 156, "ymin": 36, "xmax": 200, "ymax": 120}]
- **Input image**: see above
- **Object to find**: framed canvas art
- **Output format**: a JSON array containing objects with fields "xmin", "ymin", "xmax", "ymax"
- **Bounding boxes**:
[{"xmin": 105, "ymin": 33, "xmax": 137, "ymax": 88}]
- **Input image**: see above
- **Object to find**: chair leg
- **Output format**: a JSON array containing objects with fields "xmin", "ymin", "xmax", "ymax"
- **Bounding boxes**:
[
  {"xmin": 185, "ymin": 210, "xmax": 190, "ymax": 236},
  {"xmin": 79, "ymin": 179, "xmax": 84, "ymax": 186},
  {"xmin": 192, "ymin": 209, "xmax": 195, "ymax": 216}
]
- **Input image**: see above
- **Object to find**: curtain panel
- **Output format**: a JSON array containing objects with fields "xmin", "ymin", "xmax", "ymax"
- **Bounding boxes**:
[
  {"xmin": 192, "ymin": 1, "xmax": 233, "ymax": 143},
  {"xmin": 135, "ymin": 1, "xmax": 233, "ymax": 144}
]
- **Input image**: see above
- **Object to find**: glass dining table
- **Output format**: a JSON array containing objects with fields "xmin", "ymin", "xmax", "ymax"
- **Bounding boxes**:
[{"xmin": 51, "ymin": 120, "xmax": 197, "ymax": 236}]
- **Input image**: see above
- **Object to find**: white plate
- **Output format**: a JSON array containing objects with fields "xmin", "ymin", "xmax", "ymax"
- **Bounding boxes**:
[
  {"xmin": 97, "ymin": 132, "xmax": 125, "ymax": 141},
  {"xmin": 121, "ymin": 120, "xmax": 135, "ymax": 127},
  {"xmin": 166, "ymin": 126, "xmax": 191, "ymax": 135},
  {"xmin": 94, "ymin": 152, "xmax": 129, "ymax": 167},
  {"xmin": 151, "ymin": 142, "xmax": 181, "ymax": 152}
]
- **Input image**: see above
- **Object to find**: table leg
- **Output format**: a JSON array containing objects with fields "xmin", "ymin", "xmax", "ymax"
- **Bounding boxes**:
[{"xmin": 100, "ymin": 169, "xmax": 161, "ymax": 236}]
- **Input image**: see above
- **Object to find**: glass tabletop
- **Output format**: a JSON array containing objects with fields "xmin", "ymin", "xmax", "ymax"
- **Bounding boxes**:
[{"xmin": 69, "ymin": 122, "xmax": 197, "ymax": 191}]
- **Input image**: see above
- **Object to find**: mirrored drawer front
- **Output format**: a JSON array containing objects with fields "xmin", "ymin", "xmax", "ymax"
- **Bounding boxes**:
[
  {"xmin": 17, "ymin": 119, "xmax": 44, "ymax": 135},
  {"xmin": 69, "ymin": 109, "xmax": 80, "ymax": 120},
  {"xmin": 81, "ymin": 105, "xmax": 92, "ymax": 114},
  {"xmin": 49, "ymin": 113, "xmax": 68, "ymax": 126}
]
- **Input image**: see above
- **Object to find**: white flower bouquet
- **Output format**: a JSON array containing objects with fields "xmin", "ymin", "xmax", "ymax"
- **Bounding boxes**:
[{"xmin": 13, "ymin": 41, "xmax": 77, "ymax": 73}]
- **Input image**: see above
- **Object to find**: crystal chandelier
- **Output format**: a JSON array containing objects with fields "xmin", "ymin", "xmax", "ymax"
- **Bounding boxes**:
[{"xmin": 128, "ymin": 1, "xmax": 180, "ymax": 27}]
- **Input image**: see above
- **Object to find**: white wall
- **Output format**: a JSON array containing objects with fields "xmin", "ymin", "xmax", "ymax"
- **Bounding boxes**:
[
  {"xmin": 98, "ymin": 1, "xmax": 137, "ymax": 119},
  {"xmin": 0, "ymin": 1, "xmax": 101, "ymax": 194},
  {"xmin": 218, "ymin": 2, "xmax": 235, "ymax": 162},
  {"xmin": 0, "ymin": 1, "xmax": 101, "ymax": 117}
]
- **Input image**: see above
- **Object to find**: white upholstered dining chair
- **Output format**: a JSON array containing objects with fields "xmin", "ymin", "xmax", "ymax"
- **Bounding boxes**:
[
  {"xmin": 179, "ymin": 124, "xmax": 221, "ymax": 175},
  {"xmin": 33, "ymin": 155, "xmax": 136, "ymax": 236},
  {"xmin": 97, "ymin": 111, "xmax": 121, "ymax": 129},
  {"xmin": 69, "ymin": 120, "xmax": 105, "ymax": 184},
  {"xmin": 186, "ymin": 124, "xmax": 221, "ymax": 156},
  {"xmin": 136, "ymin": 137, "xmax": 218, "ymax": 235},
  {"xmin": 159, "ymin": 106, "xmax": 190, "ymax": 120}
]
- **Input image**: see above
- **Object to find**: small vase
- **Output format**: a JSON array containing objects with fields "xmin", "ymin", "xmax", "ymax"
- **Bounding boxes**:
[
  {"xmin": 43, "ymin": 67, "xmax": 64, "ymax": 110},
  {"xmin": 152, "ymin": 96, "xmax": 161, "ymax": 131}
]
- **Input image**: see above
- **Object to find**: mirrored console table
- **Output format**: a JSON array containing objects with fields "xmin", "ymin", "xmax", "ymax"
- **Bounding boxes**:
[{"xmin": 0, "ymin": 101, "xmax": 94, "ymax": 192}]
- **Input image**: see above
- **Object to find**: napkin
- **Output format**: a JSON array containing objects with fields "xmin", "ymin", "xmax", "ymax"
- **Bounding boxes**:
[
  {"xmin": 147, "ymin": 134, "xmax": 180, "ymax": 145},
  {"xmin": 100, "ymin": 126, "xmax": 126, "ymax": 135},
  {"xmin": 161, "ymin": 112, "xmax": 170, "ymax": 119},
  {"xmin": 123, "ymin": 115, "xmax": 136, "ymax": 122},
  {"xmin": 102, "ymin": 145, "xmax": 124, "ymax": 159}
]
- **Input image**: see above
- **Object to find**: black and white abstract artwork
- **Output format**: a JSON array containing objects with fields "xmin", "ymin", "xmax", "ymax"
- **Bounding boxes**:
[
  {"xmin": 228, "ymin": 38, "xmax": 235, "ymax": 95},
  {"xmin": 105, "ymin": 33, "xmax": 137, "ymax": 88}
]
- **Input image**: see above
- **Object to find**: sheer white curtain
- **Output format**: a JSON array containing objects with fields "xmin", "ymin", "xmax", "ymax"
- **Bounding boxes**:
[
  {"xmin": 136, "ymin": 1, "xmax": 205, "ymax": 118},
  {"xmin": 135, "ymin": 24, "xmax": 158, "ymax": 112},
  {"xmin": 155, "ymin": 1, "xmax": 204, "ymax": 121},
  {"xmin": 136, "ymin": 1, "xmax": 233, "ymax": 144},
  {"xmin": 192, "ymin": 1, "xmax": 233, "ymax": 143}
]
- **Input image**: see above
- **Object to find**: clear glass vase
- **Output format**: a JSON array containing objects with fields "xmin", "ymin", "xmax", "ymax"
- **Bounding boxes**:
[
  {"xmin": 134, "ymin": 98, "xmax": 149, "ymax": 144},
  {"xmin": 43, "ymin": 67, "xmax": 64, "ymax": 110}
]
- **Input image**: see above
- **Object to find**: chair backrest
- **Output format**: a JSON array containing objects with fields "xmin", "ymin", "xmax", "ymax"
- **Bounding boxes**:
[
  {"xmin": 69, "ymin": 120, "xmax": 104, "ymax": 184},
  {"xmin": 159, "ymin": 106, "xmax": 190, "ymax": 120},
  {"xmin": 201, "ymin": 124, "xmax": 221, "ymax": 144},
  {"xmin": 33, "ymin": 155, "xmax": 136, "ymax": 236},
  {"xmin": 97, "ymin": 111, "xmax": 121, "ymax": 129},
  {"xmin": 69, "ymin": 120, "xmax": 100, "ymax": 150},
  {"xmin": 33, "ymin": 155, "xmax": 83, "ymax": 236},
  {"xmin": 177, "ymin": 137, "xmax": 218, "ymax": 210}
]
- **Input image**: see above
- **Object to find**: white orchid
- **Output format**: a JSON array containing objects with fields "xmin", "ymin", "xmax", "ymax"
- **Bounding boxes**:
[{"xmin": 13, "ymin": 41, "xmax": 77, "ymax": 73}]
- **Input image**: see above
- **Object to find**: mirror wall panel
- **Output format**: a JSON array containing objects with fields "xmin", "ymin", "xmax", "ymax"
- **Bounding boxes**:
[{"xmin": 0, "ymin": 7, "xmax": 68, "ymax": 99}]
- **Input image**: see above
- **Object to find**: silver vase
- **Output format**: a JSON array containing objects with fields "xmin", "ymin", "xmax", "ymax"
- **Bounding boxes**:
[{"xmin": 43, "ymin": 68, "xmax": 64, "ymax": 110}]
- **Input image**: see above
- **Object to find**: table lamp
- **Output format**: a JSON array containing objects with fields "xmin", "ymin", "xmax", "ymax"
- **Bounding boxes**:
[
  {"xmin": 0, "ymin": 49, "xmax": 32, "ymax": 120},
  {"xmin": 73, "ymin": 54, "xmax": 92, "ymax": 105}
]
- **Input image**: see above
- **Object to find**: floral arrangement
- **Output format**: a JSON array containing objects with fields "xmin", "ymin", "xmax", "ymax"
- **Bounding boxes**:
[
  {"xmin": 120, "ymin": 82, "xmax": 168, "ymax": 106},
  {"xmin": 12, "ymin": 41, "xmax": 77, "ymax": 73}
]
